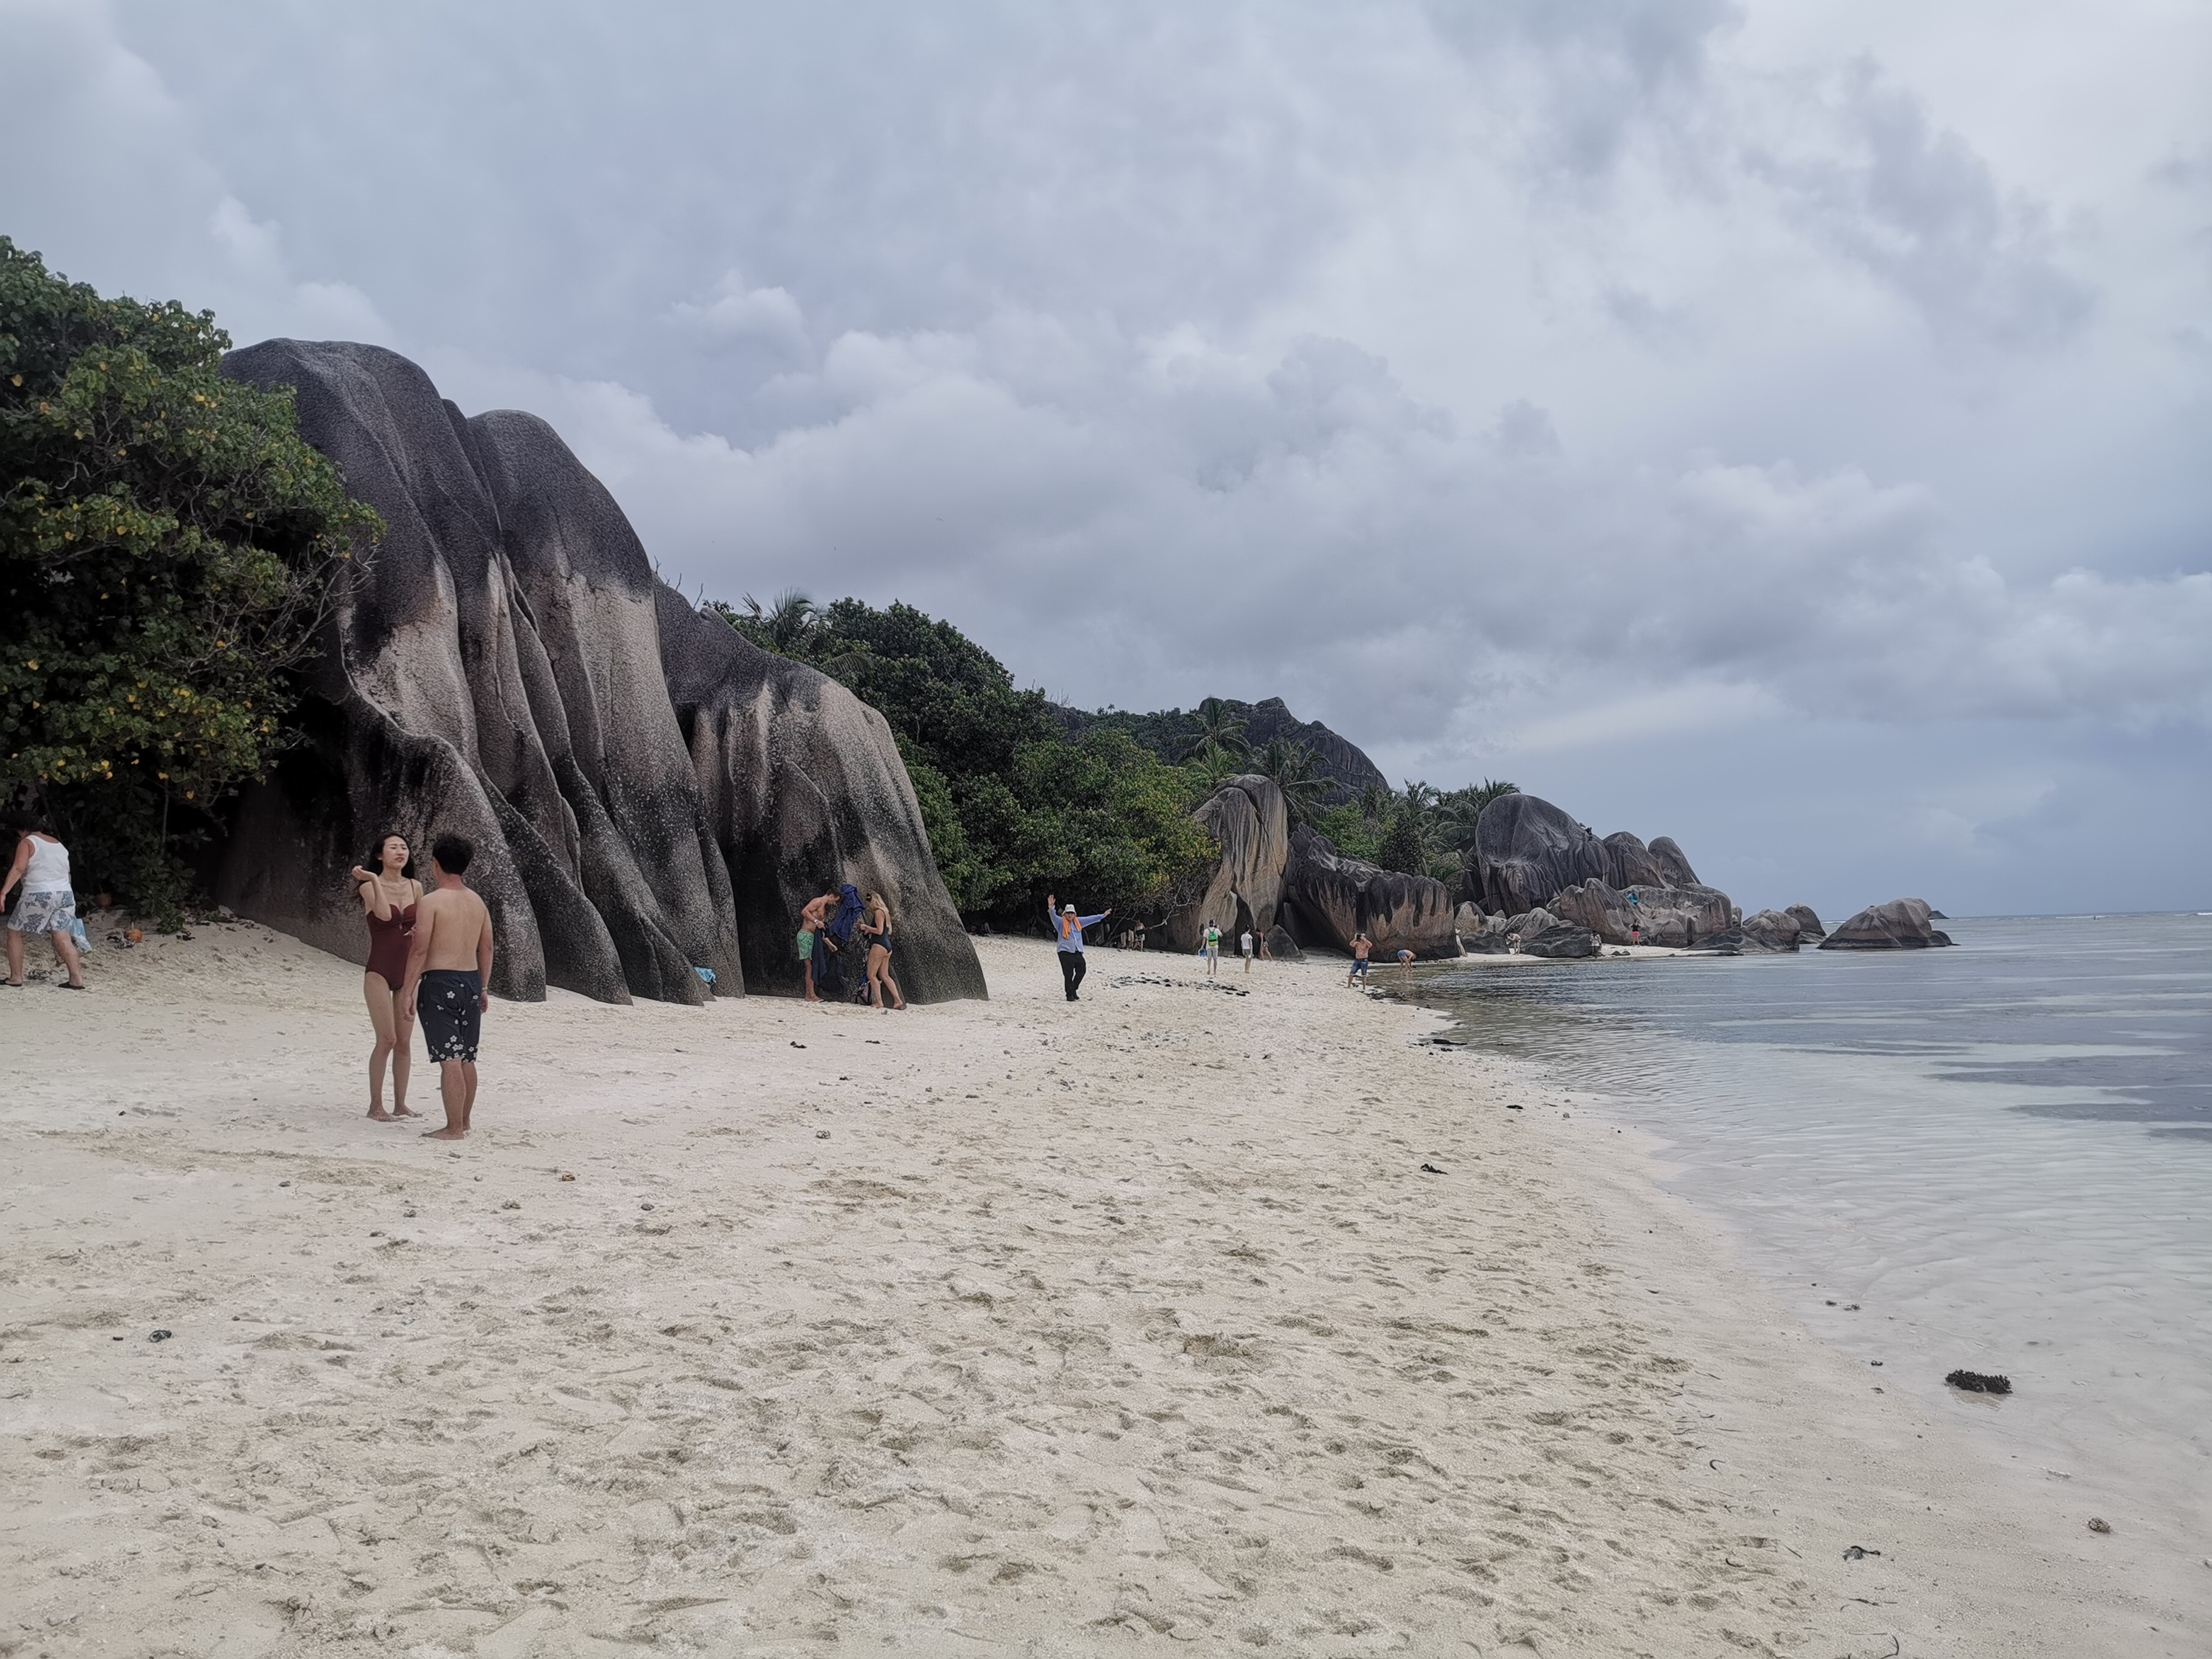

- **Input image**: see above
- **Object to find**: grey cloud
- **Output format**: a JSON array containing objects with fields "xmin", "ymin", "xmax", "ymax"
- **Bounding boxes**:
[
  {"xmin": 1423, "ymin": 0, "xmax": 1741, "ymax": 175},
  {"xmin": 1745, "ymin": 61, "xmax": 2094, "ymax": 347},
  {"xmin": 8, "ymin": 0, "xmax": 2208, "ymax": 912}
]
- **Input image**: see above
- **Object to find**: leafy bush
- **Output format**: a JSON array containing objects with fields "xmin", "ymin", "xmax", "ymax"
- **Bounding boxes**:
[
  {"xmin": 0, "ymin": 239, "xmax": 380, "ymax": 918},
  {"xmin": 711, "ymin": 595, "xmax": 1212, "ymax": 928}
]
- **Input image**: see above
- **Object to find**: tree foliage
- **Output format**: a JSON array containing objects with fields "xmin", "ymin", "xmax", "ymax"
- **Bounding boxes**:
[
  {"xmin": 709, "ymin": 594, "xmax": 1212, "ymax": 928},
  {"xmin": 0, "ymin": 239, "xmax": 380, "ymax": 916},
  {"xmin": 1312, "ymin": 775, "xmax": 1520, "ymax": 888}
]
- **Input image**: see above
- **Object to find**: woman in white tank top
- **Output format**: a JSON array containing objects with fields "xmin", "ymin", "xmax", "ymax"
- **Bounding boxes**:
[{"xmin": 2, "ymin": 819, "xmax": 86, "ymax": 990}]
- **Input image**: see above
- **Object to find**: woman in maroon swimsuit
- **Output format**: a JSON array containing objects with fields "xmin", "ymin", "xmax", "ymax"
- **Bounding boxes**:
[{"xmin": 349, "ymin": 831, "xmax": 422, "ymax": 1121}]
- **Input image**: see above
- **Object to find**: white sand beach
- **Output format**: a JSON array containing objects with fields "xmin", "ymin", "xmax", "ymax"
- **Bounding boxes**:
[{"xmin": 0, "ymin": 926, "xmax": 2174, "ymax": 1657}]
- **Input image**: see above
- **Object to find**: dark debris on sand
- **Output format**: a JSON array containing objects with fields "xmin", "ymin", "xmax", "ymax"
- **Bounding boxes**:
[{"xmin": 1944, "ymin": 1368, "xmax": 2012, "ymax": 1394}]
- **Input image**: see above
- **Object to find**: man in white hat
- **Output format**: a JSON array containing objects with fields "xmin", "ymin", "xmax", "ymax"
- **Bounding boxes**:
[{"xmin": 1046, "ymin": 892, "xmax": 1110, "ymax": 1001}]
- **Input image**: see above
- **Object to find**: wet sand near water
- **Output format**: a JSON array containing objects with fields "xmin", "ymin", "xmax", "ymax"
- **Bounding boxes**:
[{"xmin": 0, "ymin": 927, "xmax": 2163, "ymax": 1655}]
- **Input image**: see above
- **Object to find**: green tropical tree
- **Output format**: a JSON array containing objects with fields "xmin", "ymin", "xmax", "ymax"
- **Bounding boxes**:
[
  {"xmin": 1377, "ymin": 810, "xmax": 1427, "ymax": 877},
  {"xmin": 1251, "ymin": 736, "xmax": 1331, "ymax": 825},
  {"xmin": 717, "ymin": 588, "xmax": 819, "ymax": 653},
  {"xmin": 712, "ymin": 595, "xmax": 1211, "ymax": 926},
  {"xmin": 0, "ymin": 238, "xmax": 380, "ymax": 917},
  {"xmin": 1177, "ymin": 695, "xmax": 1248, "ymax": 762}
]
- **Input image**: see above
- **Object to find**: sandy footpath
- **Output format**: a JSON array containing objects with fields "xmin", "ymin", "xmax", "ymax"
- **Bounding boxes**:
[{"xmin": 0, "ymin": 925, "xmax": 2168, "ymax": 1657}]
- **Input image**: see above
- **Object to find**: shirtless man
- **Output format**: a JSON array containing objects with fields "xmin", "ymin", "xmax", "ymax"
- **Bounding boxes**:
[
  {"xmin": 1346, "ymin": 931, "xmax": 1373, "ymax": 988},
  {"xmin": 797, "ymin": 889, "xmax": 836, "ymax": 1001},
  {"xmin": 400, "ymin": 833, "xmax": 495, "ymax": 1141}
]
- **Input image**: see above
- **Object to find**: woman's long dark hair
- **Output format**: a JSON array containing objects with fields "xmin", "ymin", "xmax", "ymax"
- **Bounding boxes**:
[{"xmin": 366, "ymin": 830, "xmax": 415, "ymax": 880}]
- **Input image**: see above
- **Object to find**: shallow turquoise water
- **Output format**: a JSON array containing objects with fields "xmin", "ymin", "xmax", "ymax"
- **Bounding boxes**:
[{"xmin": 1406, "ymin": 913, "xmax": 2212, "ymax": 1566}]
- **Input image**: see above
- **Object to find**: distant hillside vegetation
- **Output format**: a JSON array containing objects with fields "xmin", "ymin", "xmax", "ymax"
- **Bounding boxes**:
[{"xmin": 1051, "ymin": 696, "xmax": 1386, "ymax": 807}]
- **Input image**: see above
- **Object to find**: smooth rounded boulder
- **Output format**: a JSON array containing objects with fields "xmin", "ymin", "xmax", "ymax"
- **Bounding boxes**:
[
  {"xmin": 1164, "ymin": 775, "xmax": 1290, "ymax": 953},
  {"xmin": 1818, "ymin": 897, "xmax": 1954, "ymax": 950},
  {"xmin": 1281, "ymin": 827, "xmax": 1460, "ymax": 959},
  {"xmin": 214, "ymin": 339, "xmax": 983, "ymax": 1004}
]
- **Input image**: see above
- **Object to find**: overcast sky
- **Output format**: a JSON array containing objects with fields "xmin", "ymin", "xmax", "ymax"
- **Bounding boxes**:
[{"xmin": 5, "ymin": 0, "xmax": 2208, "ymax": 916}]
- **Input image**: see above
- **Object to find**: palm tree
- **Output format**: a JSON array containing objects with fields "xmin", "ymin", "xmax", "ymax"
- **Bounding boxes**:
[
  {"xmin": 1434, "ymin": 793, "xmax": 1488, "ymax": 859},
  {"xmin": 1177, "ymin": 696, "xmax": 1250, "ymax": 763},
  {"xmin": 1354, "ymin": 782, "xmax": 1392, "ymax": 824},
  {"xmin": 1470, "ymin": 778, "xmax": 1519, "ymax": 813},
  {"xmin": 1183, "ymin": 740, "xmax": 1248, "ymax": 788},
  {"xmin": 1251, "ymin": 737, "xmax": 1331, "ymax": 824},
  {"xmin": 739, "ymin": 588, "xmax": 819, "ymax": 653}
]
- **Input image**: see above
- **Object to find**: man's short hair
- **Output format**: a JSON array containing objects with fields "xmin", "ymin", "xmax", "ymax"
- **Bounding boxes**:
[{"xmin": 431, "ymin": 832, "xmax": 475, "ymax": 875}]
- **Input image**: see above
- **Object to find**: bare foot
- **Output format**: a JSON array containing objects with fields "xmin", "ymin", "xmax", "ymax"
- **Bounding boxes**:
[
  {"xmin": 392, "ymin": 1104, "xmax": 420, "ymax": 1118},
  {"xmin": 422, "ymin": 1127, "xmax": 466, "ymax": 1140},
  {"xmin": 367, "ymin": 1107, "xmax": 395, "ymax": 1121}
]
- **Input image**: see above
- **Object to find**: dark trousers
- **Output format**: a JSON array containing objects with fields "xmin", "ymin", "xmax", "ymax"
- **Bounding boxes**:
[{"xmin": 1058, "ymin": 950, "xmax": 1086, "ymax": 1000}]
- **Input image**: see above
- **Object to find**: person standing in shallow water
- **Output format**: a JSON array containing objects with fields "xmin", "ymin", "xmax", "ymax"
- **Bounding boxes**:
[
  {"xmin": 348, "ymin": 831, "xmax": 422, "ymax": 1120},
  {"xmin": 1048, "ymin": 893, "xmax": 1107, "ymax": 1001},
  {"xmin": 401, "ymin": 834, "xmax": 494, "ymax": 1141}
]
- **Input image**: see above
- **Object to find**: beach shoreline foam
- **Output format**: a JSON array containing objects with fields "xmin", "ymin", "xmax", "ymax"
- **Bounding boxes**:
[{"xmin": 0, "ymin": 928, "xmax": 2180, "ymax": 1655}]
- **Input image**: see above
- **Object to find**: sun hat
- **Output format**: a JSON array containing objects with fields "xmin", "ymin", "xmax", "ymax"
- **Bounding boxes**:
[{"xmin": 1063, "ymin": 903, "xmax": 1077, "ymax": 913}]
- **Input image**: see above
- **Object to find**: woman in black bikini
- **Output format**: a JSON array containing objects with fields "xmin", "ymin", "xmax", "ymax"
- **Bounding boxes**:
[
  {"xmin": 348, "ymin": 831, "xmax": 422, "ymax": 1120},
  {"xmin": 862, "ymin": 890, "xmax": 905, "ymax": 1011}
]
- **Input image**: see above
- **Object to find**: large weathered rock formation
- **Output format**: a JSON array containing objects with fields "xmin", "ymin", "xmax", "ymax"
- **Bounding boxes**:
[
  {"xmin": 1162, "ymin": 774, "xmax": 1289, "ymax": 952},
  {"xmin": 1819, "ymin": 898, "xmax": 1953, "ymax": 950},
  {"xmin": 1470, "ymin": 793, "xmax": 1616, "ymax": 917},
  {"xmin": 1547, "ymin": 877, "xmax": 1734, "ymax": 948},
  {"xmin": 212, "ymin": 340, "xmax": 984, "ymax": 1005},
  {"xmin": 1739, "ymin": 909, "xmax": 1806, "ymax": 952},
  {"xmin": 1281, "ymin": 827, "xmax": 1460, "ymax": 959},
  {"xmin": 1469, "ymin": 793, "xmax": 1731, "ymax": 942},
  {"xmin": 1520, "ymin": 923, "xmax": 1600, "ymax": 959}
]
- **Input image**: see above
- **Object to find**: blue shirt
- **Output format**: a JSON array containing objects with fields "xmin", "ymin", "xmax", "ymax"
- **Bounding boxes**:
[{"xmin": 1051, "ymin": 906, "xmax": 1105, "ymax": 952}]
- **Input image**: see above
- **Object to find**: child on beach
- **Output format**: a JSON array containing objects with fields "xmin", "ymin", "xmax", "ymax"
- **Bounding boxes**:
[{"xmin": 400, "ymin": 834, "xmax": 494, "ymax": 1141}]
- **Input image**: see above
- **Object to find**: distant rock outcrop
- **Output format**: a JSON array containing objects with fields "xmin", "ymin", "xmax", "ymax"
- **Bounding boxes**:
[
  {"xmin": 1164, "ymin": 774, "xmax": 1290, "ymax": 953},
  {"xmin": 1501, "ymin": 907, "xmax": 1562, "ymax": 941},
  {"xmin": 1785, "ymin": 903, "xmax": 1826, "ymax": 941},
  {"xmin": 1052, "ymin": 695, "xmax": 1387, "ymax": 807},
  {"xmin": 1818, "ymin": 898, "xmax": 1954, "ymax": 950},
  {"xmin": 1236, "ymin": 698, "xmax": 1388, "ymax": 805},
  {"xmin": 1648, "ymin": 836, "xmax": 1700, "ymax": 887},
  {"xmin": 1470, "ymin": 793, "xmax": 1616, "ymax": 917},
  {"xmin": 1547, "ymin": 877, "xmax": 1734, "ymax": 948},
  {"xmin": 1454, "ymin": 902, "xmax": 1512, "ymax": 954},
  {"xmin": 212, "ymin": 340, "xmax": 984, "ymax": 1005},
  {"xmin": 1281, "ymin": 826, "xmax": 1460, "ymax": 959},
  {"xmin": 1519, "ymin": 923, "xmax": 1600, "ymax": 959},
  {"xmin": 1739, "ymin": 909, "xmax": 1806, "ymax": 952},
  {"xmin": 1601, "ymin": 832, "xmax": 1671, "ymax": 891}
]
